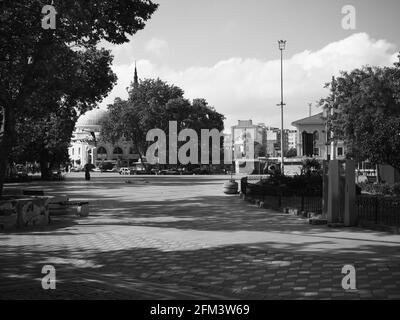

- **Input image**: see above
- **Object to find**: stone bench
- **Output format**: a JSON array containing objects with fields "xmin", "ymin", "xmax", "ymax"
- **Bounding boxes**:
[
  {"xmin": 0, "ymin": 196, "xmax": 50, "ymax": 231},
  {"xmin": 0, "ymin": 189, "xmax": 90, "ymax": 231}
]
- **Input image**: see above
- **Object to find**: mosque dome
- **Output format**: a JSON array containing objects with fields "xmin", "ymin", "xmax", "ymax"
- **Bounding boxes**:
[{"xmin": 76, "ymin": 108, "xmax": 108, "ymax": 128}]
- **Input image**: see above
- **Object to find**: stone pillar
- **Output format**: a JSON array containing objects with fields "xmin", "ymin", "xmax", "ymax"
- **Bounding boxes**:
[
  {"xmin": 322, "ymin": 160, "xmax": 329, "ymax": 218},
  {"xmin": 344, "ymin": 159, "xmax": 356, "ymax": 226},
  {"xmin": 92, "ymin": 147, "xmax": 97, "ymax": 166},
  {"xmin": 327, "ymin": 160, "xmax": 340, "ymax": 223},
  {"xmin": 83, "ymin": 145, "xmax": 89, "ymax": 165}
]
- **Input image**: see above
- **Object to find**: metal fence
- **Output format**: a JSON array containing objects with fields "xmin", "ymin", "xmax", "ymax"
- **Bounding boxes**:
[
  {"xmin": 241, "ymin": 177, "xmax": 400, "ymax": 227},
  {"xmin": 356, "ymin": 195, "xmax": 400, "ymax": 227},
  {"xmin": 241, "ymin": 177, "xmax": 322, "ymax": 214}
]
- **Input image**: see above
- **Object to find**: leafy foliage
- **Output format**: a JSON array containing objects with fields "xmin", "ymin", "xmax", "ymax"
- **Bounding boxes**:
[
  {"xmin": 256, "ymin": 174, "xmax": 323, "ymax": 197},
  {"xmin": 11, "ymin": 105, "xmax": 77, "ymax": 177},
  {"xmin": 301, "ymin": 158, "xmax": 322, "ymax": 176},
  {"xmin": 318, "ymin": 57, "xmax": 400, "ymax": 170},
  {"xmin": 0, "ymin": 0, "xmax": 158, "ymax": 187},
  {"xmin": 358, "ymin": 181, "xmax": 400, "ymax": 196},
  {"xmin": 101, "ymin": 78, "xmax": 225, "ymax": 168},
  {"xmin": 285, "ymin": 147, "xmax": 297, "ymax": 158}
]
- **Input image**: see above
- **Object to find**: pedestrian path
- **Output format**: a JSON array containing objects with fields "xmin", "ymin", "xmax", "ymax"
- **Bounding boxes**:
[{"xmin": 1, "ymin": 175, "xmax": 399, "ymax": 299}]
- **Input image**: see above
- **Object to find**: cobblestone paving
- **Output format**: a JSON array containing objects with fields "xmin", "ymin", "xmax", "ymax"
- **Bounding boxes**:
[{"xmin": 1, "ymin": 174, "xmax": 400, "ymax": 299}]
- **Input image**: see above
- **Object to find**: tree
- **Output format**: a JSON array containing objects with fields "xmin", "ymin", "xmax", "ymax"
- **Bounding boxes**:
[
  {"xmin": 0, "ymin": 0, "xmax": 158, "ymax": 193},
  {"xmin": 301, "ymin": 158, "xmax": 322, "ymax": 176},
  {"xmin": 357, "ymin": 115, "xmax": 400, "ymax": 171},
  {"xmin": 11, "ymin": 104, "xmax": 78, "ymax": 178},
  {"xmin": 101, "ymin": 79, "xmax": 225, "ymax": 169},
  {"xmin": 254, "ymin": 142, "xmax": 266, "ymax": 158},
  {"xmin": 101, "ymin": 79, "xmax": 185, "ymax": 168},
  {"xmin": 318, "ymin": 56, "xmax": 400, "ymax": 171}
]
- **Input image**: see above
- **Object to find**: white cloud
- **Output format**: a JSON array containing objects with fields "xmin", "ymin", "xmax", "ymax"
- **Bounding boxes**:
[
  {"xmin": 99, "ymin": 33, "xmax": 398, "ymax": 129},
  {"xmin": 145, "ymin": 38, "xmax": 168, "ymax": 56}
]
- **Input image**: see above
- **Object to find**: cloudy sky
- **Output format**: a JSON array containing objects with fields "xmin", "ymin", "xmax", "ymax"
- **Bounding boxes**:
[{"xmin": 98, "ymin": 0, "xmax": 400, "ymax": 130}]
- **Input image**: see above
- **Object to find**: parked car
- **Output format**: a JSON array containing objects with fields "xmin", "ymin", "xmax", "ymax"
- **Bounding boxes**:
[
  {"xmin": 119, "ymin": 167, "xmax": 131, "ymax": 175},
  {"xmin": 99, "ymin": 162, "xmax": 114, "ymax": 172},
  {"xmin": 159, "ymin": 169, "xmax": 180, "ymax": 175},
  {"xmin": 191, "ymin": 168, "xmax": 210, "ymax": 175},
  {"xmin": 107, "ymin": 166, "xmax": 118, "ymax": 172}
]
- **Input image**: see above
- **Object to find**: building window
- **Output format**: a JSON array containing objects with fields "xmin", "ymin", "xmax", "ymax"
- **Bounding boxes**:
[
  {"xmin": 313, "ymin": 148, "xmax": 319, "ymax": 156},
  {"xmin": 72, "ymin": 148, "xmax": 74, "ymax": 156},
  {"xmin": 302, "ymin": 131, "xmax": 314, "ymax": 157},
  {"xmin": 78, "ymin": 147, "xmax": 80, "ymax": 155},
  {"xmin": 338, "ymin": 147, "xmax": 343, "ymax": 156},
  {"xmin": 97, "ymin": 146, "xmax": 107, "ymax": 155},
  {"xmin": 113, "ymin": 147, "xmax": 123, "ymax": 155}
]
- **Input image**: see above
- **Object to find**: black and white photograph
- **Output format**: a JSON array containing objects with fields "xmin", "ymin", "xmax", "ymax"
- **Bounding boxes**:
[{"xmin": 1, "ymin": 0, "xmax": 400, "ymax": 309}]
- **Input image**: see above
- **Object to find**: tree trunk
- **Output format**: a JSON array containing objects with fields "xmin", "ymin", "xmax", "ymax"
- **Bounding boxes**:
[{"xmin": 0, "ymin": 106, "xmax": 16, "ymax": 195}]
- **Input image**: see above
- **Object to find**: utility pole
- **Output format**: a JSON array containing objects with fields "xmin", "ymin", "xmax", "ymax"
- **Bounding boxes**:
[
  {"xmin": 277, "ymin": 40, "xmax": 286, "ymax": 175},
  {"xmin": 330, "ymin": 76, "xmax": 337, "ymax": 160}
]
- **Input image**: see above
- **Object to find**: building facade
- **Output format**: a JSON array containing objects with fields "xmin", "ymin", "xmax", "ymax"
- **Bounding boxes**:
[
  {"xmin": 287, "ymin": 129, "xmax": 297, "ymax": 151},
  {"xmin": 228, "ymin": 121, "xmax": 296, "ymax": 160},
  {"xmin": 231, "ymin": 120, "xmax": 267, "ymax": 159},
  {"xmin": 68, "ymin": 109, "xmax": 140, "ymax": 168},
  {"xmin": 291, "ymin": 112, "xmax": 346, "ymax": 160}
]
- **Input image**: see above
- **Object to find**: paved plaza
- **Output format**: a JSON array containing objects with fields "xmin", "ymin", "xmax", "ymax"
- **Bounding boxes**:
[{"xmin": 1, "ymin": 173, "xmax": 400, "ymax": 299}]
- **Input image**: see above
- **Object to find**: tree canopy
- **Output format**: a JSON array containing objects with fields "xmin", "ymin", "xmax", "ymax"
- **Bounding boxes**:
[
  {"xmin": 318, "ymin": 54, "xmax": 400, "ymax": 171},
  {"xmin": 0, "ymin": 0, "xmax": 158, "ymax": 190},
  {"xmin": 12, "ymin": 105, "xmax": 77, "ymax": 178},
  {"xmin": 101, "ymin": 78, "xmax": 225, "ymax": 168}
]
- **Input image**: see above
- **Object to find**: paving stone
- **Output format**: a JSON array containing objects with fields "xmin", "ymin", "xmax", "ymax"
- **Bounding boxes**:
[{"xmin": 1, "ymin": 175, "xmax": 400, "ymax": 299}]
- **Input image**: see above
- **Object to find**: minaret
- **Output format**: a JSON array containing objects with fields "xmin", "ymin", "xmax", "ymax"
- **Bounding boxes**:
[{"xmin": 133, "ymin": 60, "xmax": 139, "ymax": 88}]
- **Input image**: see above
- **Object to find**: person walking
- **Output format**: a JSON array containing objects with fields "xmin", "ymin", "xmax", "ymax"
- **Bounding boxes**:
[{"xmin": 84, "ymin": 163, "xmax": 91, "ymax": 181}]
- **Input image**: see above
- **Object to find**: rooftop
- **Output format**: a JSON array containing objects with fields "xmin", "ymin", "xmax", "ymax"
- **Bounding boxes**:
[{"xmin": 291, "ymin": 112, "xmax": 325, "ymax": 127}]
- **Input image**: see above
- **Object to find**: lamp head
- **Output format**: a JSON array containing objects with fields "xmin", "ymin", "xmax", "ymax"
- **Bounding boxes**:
[{"xmin": 278, "ymin": 40, "xmax": 287, "ymax": 50}]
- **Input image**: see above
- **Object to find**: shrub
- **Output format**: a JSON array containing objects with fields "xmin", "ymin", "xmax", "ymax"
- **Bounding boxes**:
[
  {"xmin": 301, "ymin": 158, "xmax": 322, "ymax": 176},
  {"xmin": 258, "ymin": 173, "xmax": 322, "ymax": 197},
  {"xmin": 392, "ymin": 183, "xmax": 400, "ymax": 196},
  {"xmin": 357, "ymin": 182, "xmax": 395, "ymax": 196}
]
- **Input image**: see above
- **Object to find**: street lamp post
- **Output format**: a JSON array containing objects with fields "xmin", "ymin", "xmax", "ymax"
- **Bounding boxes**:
[{"xmin": 277, "ymin": 40, "xmax": 286, "ymax": 175}]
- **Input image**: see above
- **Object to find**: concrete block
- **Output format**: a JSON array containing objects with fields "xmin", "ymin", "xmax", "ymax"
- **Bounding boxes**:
[{"xmin": 0, "ymin": 197, "xmax": 50, "ymax": 230}]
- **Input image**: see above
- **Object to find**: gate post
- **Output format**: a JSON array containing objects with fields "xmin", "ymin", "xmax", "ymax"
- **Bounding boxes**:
[
  {"xmin": 322, "ymin": 160, "xmax": 329, "ymax": 218},
  {"xmin": 327, "ymin": 160, "xmax": 340, "ymax": 223},
  {"xmin": 344, "ymin": 159, "xmax": 357, "ymax": 226}
]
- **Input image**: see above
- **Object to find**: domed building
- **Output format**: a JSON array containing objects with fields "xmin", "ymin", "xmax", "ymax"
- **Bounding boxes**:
[
  {"xmin": 68, "ymin": 108, "xmax": 140, "ymax": 169},
  {"xmin": 68, "ymin": 64, "xmax": 142, "ymax": 169}
]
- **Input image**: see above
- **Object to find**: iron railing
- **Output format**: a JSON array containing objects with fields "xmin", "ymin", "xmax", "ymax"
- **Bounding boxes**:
[
  {"xmin": 356, "ymin": 195, "xmax": 400, "ymax": 227},
  {"xmin": 241, "ymin": 177, "xmax": 322, "ymax": 214},
  {"xmin": 241, "ymin": 177, "xmax": 400, "ymax": 227}
]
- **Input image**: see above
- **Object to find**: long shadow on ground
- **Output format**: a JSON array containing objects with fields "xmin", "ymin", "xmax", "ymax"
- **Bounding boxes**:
[{"xmin": 1, "ymin": 242, "xmax": 399, "ymax": 300}]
